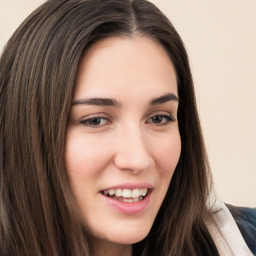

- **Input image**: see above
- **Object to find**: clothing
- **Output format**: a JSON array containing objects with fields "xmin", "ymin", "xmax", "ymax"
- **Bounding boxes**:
[
  {"xmin": 206, "ymin": 199, "xmax": 256, "ymax": 256},
  {"xmin": 230, "ymin": 205, "xmax": 256, "ymax": 255}
]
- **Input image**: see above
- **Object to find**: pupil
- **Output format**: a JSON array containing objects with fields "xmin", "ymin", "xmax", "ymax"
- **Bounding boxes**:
[
  {"xmin": 90, "ymin": 118, "xmax": 101, "ymax": 125},
  {"xmin": 152, "ymin": 116, "xmax": 162, "ymax": 123}
]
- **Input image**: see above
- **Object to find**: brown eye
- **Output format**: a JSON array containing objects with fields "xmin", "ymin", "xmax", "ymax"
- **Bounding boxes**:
[
  {"xmin": 151, "ymin": 115, "xmax": 163, "ymax": 123},
  {"xmin": 147, "ymin": 115, "xmax": 175, "ymax": 125},
  {"xmin": 80, "ymin": 117, "xmax": 109, "ymax": 126}
]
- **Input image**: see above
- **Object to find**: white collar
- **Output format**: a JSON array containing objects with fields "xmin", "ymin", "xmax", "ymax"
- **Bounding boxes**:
[{"xmin": 206, "ymin": 199, "xmax": 253, "ymax": 256}]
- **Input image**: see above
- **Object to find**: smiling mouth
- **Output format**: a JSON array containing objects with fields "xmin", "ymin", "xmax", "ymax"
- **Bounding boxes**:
[{"xmin": 101, "ymin": 188, "xmax": 148, "ymax": 203}]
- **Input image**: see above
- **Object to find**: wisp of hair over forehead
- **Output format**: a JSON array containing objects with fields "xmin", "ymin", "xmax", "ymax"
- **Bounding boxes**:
[{"xmin": 0, "ymin": 0, "xmax": 213, "ymax": 255}]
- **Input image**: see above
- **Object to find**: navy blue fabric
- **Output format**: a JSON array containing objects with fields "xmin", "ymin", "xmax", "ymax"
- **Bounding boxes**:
[
  {"xmin": 202, "ymin": 205, "xmax": 256, "ymax": 256},
  {"xmin": 228, "ymin": 205, "xmax": 256, "ymax": 255}
]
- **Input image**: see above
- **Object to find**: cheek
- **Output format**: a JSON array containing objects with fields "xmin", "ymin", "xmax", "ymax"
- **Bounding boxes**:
[
  {"xmin": 64, "ymin": 133, "xmax": 108, "ymax": 211},
  {"xmin": 154, "ymin": 133, "xmax": 181, "ymax": 177},
  {"xmin": 65, "ymin": 132, "xmax": 107, "ymax": 178}
]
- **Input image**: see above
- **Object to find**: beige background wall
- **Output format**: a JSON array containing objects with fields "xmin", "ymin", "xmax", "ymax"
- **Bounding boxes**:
[{"xmin": 1, "ymin": 0, "xmax": 255, "ymax": 207}]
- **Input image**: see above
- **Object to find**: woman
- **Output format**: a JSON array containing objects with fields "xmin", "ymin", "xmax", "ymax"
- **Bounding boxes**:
[{"xmin": 0, "ymin": 0, "xmax": 255, "ymax": 255}]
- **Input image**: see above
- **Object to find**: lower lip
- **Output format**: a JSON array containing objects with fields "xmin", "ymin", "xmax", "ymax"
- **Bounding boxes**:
[{"xmin": 100, "ymin": 192, "xmax": 151, "ymax": 215}]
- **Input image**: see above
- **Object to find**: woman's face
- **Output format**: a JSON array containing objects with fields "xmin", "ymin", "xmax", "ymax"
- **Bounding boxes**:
[{"xmin": 65, "ymin": 36, "xmax": 181, "ymax": 247}]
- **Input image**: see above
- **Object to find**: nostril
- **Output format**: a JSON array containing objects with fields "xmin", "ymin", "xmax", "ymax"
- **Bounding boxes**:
[{"xmin": 113, "ymin": 152, "xmax": 153, "ymax": 173}]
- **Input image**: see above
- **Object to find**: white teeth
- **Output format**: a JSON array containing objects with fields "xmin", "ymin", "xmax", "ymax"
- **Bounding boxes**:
[
  {"xmin": 115, "ymin": 189, "xmax": 122, "ymax": 197},
  {"xmin": 109, "ymin": 189, "xmax": 115, "ymax": 196},
  {"xmin": 131, "ymin": 189, "xmax": 140, "ymax": 198},
  {"xmin": 103, "ymin": 188, "xmax": 148, "ymax": 198},
  {"xmin": 123, "ymin": 189, "xmax": 132, "ymax": 198},
  {"xmin": 141, "ymin": 188, "xmax": 147, "ymax": 196},
  {"xmin": 110, "ymin": 195, "xmax": 143, "ymax": 202},
  {"xmin": 123, "ymin": 198, "xmax": 134, "ymax": 203}
]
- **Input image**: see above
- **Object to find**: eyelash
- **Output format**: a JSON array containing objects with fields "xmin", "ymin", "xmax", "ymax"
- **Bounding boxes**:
[
  {"xmin": 80, "ymin": 117, "xmax": 109, "ymax": 127},
  {"xmin": 79, "ymin": 114, "xmax": 176, "ymax": 127},
  {"xmin": 147, "ymin": 114, "xmax": 176, "ymax": 126}
]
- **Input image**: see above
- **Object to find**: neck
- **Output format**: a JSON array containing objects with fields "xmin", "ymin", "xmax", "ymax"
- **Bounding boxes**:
[{"xmin": 90, "ymin": 239, "xmax": 132, "ymax": 256}]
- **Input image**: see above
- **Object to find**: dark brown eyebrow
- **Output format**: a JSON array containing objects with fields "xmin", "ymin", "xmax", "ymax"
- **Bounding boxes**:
[
  {"xmin": 72, "ymin": 98, "xmax": 120, "ymax": 107},
  {"xmin": 150, "ymin": 93, "xmax": 179, "ymax": 105},
  {"xmin": 72, "ymin": 93, "xmax": 178, "ymax": 107}
]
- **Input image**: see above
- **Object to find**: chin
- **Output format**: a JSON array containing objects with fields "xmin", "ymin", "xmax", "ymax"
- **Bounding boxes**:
[
  {"xmin": 89, "ymin": 219, "xmax": 152, "ymax": 246},
  {"xmin": 112, "ymin": 229, "xmax": 149, "ymax": 245}
]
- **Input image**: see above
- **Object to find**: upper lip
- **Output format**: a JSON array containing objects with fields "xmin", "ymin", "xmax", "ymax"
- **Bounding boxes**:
[{"xmin": 101, "ymin": 182, "xmax": 154, "ymax": 191}]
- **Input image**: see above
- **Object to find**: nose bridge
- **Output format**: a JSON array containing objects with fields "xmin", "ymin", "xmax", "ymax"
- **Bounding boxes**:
[{"xmin": 113, "ymin": 122, "xmax": 153, "ymax": 172}]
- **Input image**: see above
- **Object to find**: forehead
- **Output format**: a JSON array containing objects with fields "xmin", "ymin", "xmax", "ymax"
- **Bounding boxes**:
[{"xmin": 74, "ymin": 36, "xmax": 178, "ymax": 101}]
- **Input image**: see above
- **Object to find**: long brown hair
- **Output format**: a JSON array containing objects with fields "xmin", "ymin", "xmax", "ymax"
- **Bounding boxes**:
[{"xmin": 0, "ymin": 0, "xmax": 213, "ymax": 255}]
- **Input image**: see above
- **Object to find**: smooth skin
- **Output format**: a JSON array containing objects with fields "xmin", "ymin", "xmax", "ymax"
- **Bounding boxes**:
[{"xmin": 65, "ymin": 36, "xmax": 181, "ymax": 256}]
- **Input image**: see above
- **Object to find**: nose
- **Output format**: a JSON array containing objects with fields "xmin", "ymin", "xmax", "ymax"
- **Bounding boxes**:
[{"xmin": 113, "ymin": 124, "xmax": 154, "ymax": 173}]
